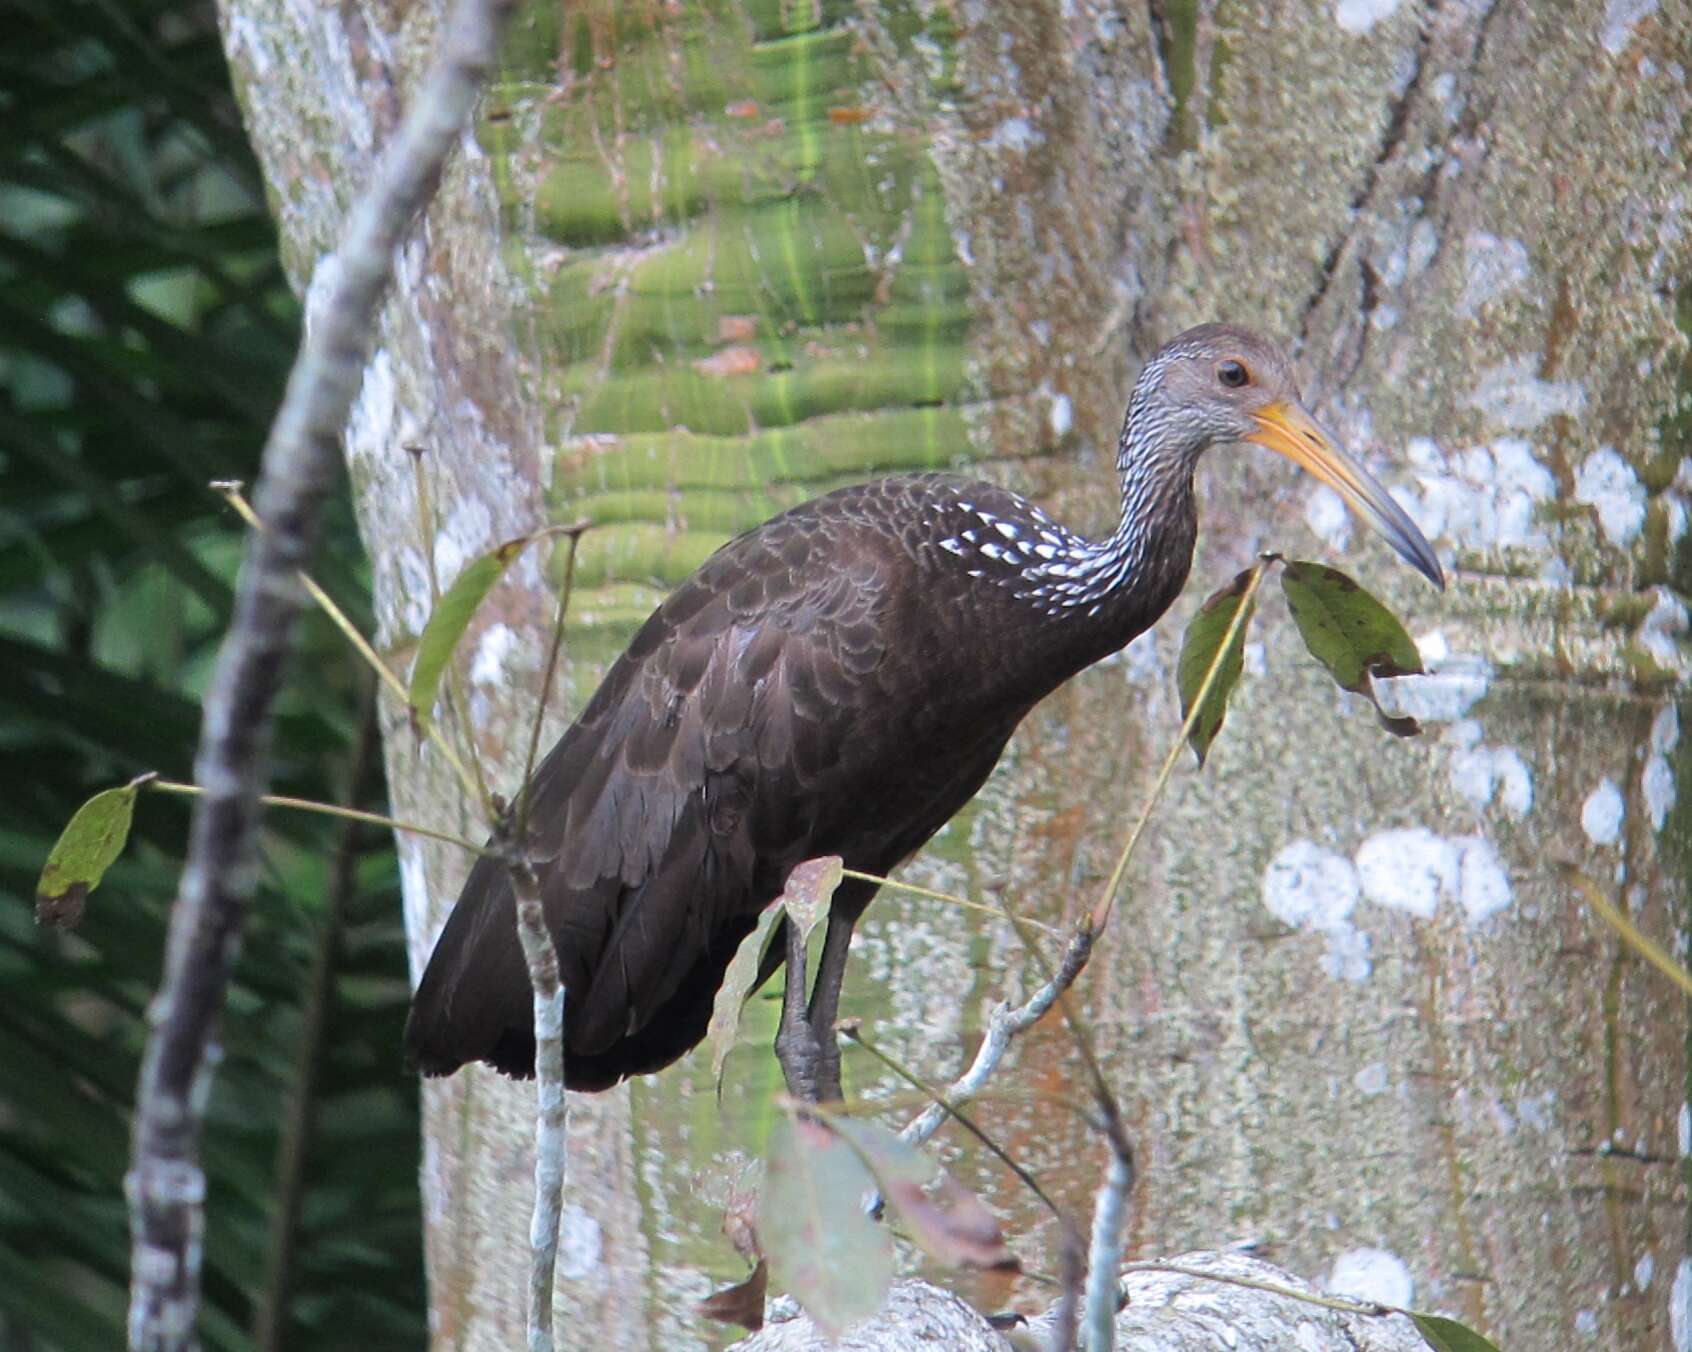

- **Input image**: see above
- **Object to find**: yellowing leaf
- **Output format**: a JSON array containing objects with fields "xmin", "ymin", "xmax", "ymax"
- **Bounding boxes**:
[
  {"xmin": 1281, "ymin": 561, "xmax": 1424, "ymax": 738},
  {"xmin": 759, "ymin": 1113, "xmax": 892, "ymax": 1337},
  {"xmin": 1408, "ymin": 1311, "xmax": 1503, "ymax": 1352},
  {"xmin": 780, "ymin": 855, "xmax": 842, "ymax": 947},
  {"xmin": 706, "ymin": 903, "xmax": 788, "ymax": 1092},
  {"xmin": 1176, "ymin": 568, "xmax": 1259, "ymax": 765},
  {"xmin": 36, "ymin": 775, "xmax": 150, "ymax": 929},
  {"xmin": 407, "ymin": 535, "xmax": 534, "ymax": 735}
]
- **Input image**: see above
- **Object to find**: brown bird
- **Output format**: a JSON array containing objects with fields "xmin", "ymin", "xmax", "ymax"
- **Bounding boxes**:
[{"xmin": 404, "ymin": 324, "xmax": 1442, "ymax": 1100}]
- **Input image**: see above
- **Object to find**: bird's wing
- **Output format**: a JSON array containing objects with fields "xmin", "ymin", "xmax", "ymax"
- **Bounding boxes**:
[{"xmin": 404, "ymin": 495, "xmax": 897, "ymax": 1081}]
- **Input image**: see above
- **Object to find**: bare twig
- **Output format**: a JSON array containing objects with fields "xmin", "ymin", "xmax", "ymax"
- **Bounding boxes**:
[
  {"xmin": 506, "ymin": 848, "xmax": 566, "ymax": 1352},
  {"xmin": 149, "ymin": 779, "xmax": 489, "ymax": 856},
  {"xmin": 124, "ymin": 3, "xmax": 513, "ymax": 1347}
]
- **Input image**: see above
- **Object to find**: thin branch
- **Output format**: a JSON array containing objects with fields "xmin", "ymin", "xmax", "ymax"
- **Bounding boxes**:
[
  {"xmin": 212, "ymin": 480, "xmax": 488, "ymax": 814},
  {"xmin": 1090, "ymin": 555, "xmax": 1275, "ymax": 932},
  {"xmin": 514, "ymin": 522, "xmax": 590, "ymax": 841},
  {"xmin": 148, "ymin": 780, "xmax": 489, "ymax": 857},
  {"xmin": 506, "ymin": 848, "xmax": 567, "ymax": 1352},
  {"xmin": 124, "ymin": 3, "xmax": 514, "ymax": 1348}
]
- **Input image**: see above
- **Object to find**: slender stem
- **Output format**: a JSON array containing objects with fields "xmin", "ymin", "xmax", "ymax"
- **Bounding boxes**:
[
  {"xmin": 125, "ymin": 7, "xmax": 513, "ymax": 1346},
  {"xmin": 843, "ymin": 1027, "xmax": 1074, "ymax": 1230},
  {"xmin": 1082, "ymin": 1150, "xmax": 1132, "ymax": 1351},
  {"xmin": 211, "ymin": 481, "xmax": 490, "ymax": 814},
  {"xmin": 841, "ymin": 867, "xmax": 1061, "ymax": 933},
  {"xmin": 1090, "ymin": 555, "xmax": 1274, "ymax": 932},
  {"xmin": 148, "ymin": 780, "xmax": 488, "ymax": 857},
  {"xmin": 1564, "ymin": 864, "xmax": 1692, "ymax": 997},
  {"xmin": 1120, "ymin": 1260, "xmax": 1393, "ymax": 1319},
  {"xmin": 514, "ymin": 523, "xmax": 589, "ymax": 842}
]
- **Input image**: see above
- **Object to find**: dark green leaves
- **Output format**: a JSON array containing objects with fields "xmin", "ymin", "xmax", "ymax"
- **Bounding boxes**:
[
  {"xmin": 1281, "ymin": 561, "xmax": 1424, "ymax": 737},
  {"xmin": 1176, "ymin": 567, "xmax": 1260, "ymax": 765},
  {"xmin": 35, "ymin": 773, "xmax": 152, "ymax": 928},
  {"xmin": 407, "ymin": 535, "xmax": 536, "ymax": 734},
  {"xmin": 759, "ymin": 1113, "xmax": 892, "ymax": 1337},
  {"xmin": 705, "ymin": 856, "xmax": 842, "ymax": 1090},
  {"xmin": 1408, "ymin": 1312, "xmax": 1504, "ymax": 1352}
]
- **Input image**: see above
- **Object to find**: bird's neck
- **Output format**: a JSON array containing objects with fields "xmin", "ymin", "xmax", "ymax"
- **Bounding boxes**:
[{"xmin": 1013, "ymin": 393, "xmax": 1199, "ymax": 646}]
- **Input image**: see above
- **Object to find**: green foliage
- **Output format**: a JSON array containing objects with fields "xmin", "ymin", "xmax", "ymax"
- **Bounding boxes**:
[
  {"xmin": 0, "ymin": 2, "xmax": 422, "ymax": 1347},
  {"xmin": 408, "ymin": 533, "xmax": 536, "ymax": 735},
  {"xmin": 1409, "ymin": 1311, "xmax": 1504, "ymax": 1352},
  {"xmin": 1175, "ymin": 567, "xmax": 1259, "ymax": 765},
  {"xmin": 1281, "ymin": 561, "xmax": 1424, "ymax": 736},
  {"xmin": 34, "ymin": 775, "xmax": 148, "ymax": 927}
]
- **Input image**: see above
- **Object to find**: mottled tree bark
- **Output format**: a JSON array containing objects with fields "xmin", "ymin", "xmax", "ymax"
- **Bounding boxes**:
[{"xmin": 218, "ymin": 1, "xmax": 1691, "ymax": 1349}]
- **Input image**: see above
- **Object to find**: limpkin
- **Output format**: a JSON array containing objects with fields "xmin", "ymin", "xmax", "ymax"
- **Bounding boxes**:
[{"xmin": 404, "ymin": 324, "xmax": 1442, "ymax": 1101}]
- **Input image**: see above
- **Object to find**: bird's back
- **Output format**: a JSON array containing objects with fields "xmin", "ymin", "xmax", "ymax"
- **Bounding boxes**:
[{"xmin": 404, "ymin": 472, "xmax": 1164, "ymax": 1086}]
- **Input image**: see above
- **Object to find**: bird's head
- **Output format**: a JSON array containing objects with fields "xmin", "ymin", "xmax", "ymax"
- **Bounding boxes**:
[{"xmin": 1134, "ymin": 323, "xmax": 1444, "ymax": 590}]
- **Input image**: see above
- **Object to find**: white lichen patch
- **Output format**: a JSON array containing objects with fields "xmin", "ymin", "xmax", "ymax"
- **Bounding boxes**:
[
  {"xmin": 1326, "ymin": 1247, "xmax": 1414, "ymax": 1309},
  {"xmin": 1639, "ymin": 1252, "xmax": 1658, "ymax": 1291},
  {"xmin": 1398, "ymin": 435, "xmax": 1557, "ymax": 550},
  {"xmin": 1465, "ymin": 356, "xmax": 1587, "ymax": 431},
  {"xmin": 1375, "ymin": 631, "xmax": 1493, "ymax": 723},
  {"xmin": 1602, "ymin": 0, "xmax": 1661, "ymax": 55},
  {"xmin": 1639, "ymin": 589, "xmax": 1689, "ymax": 667},
  {"xmin": 1334, "ymin": 0, "xmax": 1407, "ymax": 34},
  {"xmin": 559, "ymin": 1204, "xmax": 603, "ymax": 1278},
  {"xmin": 1305, "ymin": 483, "xmax": 1352, "ymax": 550},
  {"xmin": 1049, "ymin": 390, "xmax": 1073, "ymax": 440},
  {"xmin": 1356, "ymin": 828, "xmax": 1451, "ymax": 918},
  {"xmin": 1354, "ymin": 828, "xmax": 1513, "ymax": 925},
  {"xmin": 469, "ymin": 622, "xmax": 518, "ymax": 687},
  {"xmin": 1448, "ymin": 723, "xmax": 1534, "ymax": 816},
  {"xmin": 433, "ymin": 493, "xmax": 496, "ymax": 591},
  {"xmin": 1264, "ymin": 841, "xmax": 1360, "ymax": 929},
  {"xmin": 1353, "ymin": 1061, "xmax": 1391, "ymax": 1096},
  {"xmin": 1672, "ymin": 1257, "xmax": 1692, "ymax": 1352},
  {"xmin": 1678, "ymin": 1102, "xmax": 1690, "ymax": 1157},
  {"xmin": 1574, "ymin": 446, "xmax": 1648, "ymax": 546},
  {"xmin": 1460, "ymin": 232, "xmax": 1532, "ymax": 317},
  {"xmin": 1262, "ymin": 841, "xmax": 1372, "ymax": 982},
  {"xmin": 1582, "ymin": 778, "xmax": 1626, "ymax": 845},
  {"xmin": 1645, "ymin": 705, "xmax": 1680, "ymax": 831}
]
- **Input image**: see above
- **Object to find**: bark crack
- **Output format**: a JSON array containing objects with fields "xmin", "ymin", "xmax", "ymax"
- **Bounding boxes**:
[{"xmin": 1300, "ymin": 0, "xmax": 1440, "ymax": 340}]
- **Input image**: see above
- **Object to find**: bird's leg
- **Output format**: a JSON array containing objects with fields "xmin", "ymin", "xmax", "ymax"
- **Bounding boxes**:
[
  {"xmin": 773, "ymin": 912, "xmax": 825, "ymax": 1102},
  {"xmin": 801, "ymin": 908, "xmax": 858, "ymax": 1104}
]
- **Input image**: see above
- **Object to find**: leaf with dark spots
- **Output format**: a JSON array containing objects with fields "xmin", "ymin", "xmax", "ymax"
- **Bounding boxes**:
[
  {"xmin": 407, "ymin": 534, "xmax": 535, "ymax": 736},
  {"xmin": 1281, "ymin": 561, "xmax": 1425, "ymax": 738},
  {"xmin": 696, "ymin": 1259, "xmax": 767, "ymax": 1331},
  {"xmin": 1408, "ymin": 1311, "xmax": 1504, "ymax": 1352},
  {"xmin": 829, "ymin": 1117, "xmax": 1019, "ymax": 1273},
  {"xmin": 705, "ymin": 901, "xmax": 787, "ymax": 1094},
  {"xmin": 1176, "ymin": 567, "xmax": 1259, "ymax": 765},
  {"xmin": 36, "ymin": 774, "xmax": 151, "ymax": 929},
  {"xmin": 758, "ymin": 1113, "xmax": 891, "ymax": 1337}
]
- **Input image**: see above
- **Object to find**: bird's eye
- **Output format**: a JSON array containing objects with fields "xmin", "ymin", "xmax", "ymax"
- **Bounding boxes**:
[{"xmin": 1218, "ymin": 360, "xmax": 1249, "ymax": 389}]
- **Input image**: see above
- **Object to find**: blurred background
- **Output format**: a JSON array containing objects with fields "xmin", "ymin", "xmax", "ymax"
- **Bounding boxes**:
[{"xmin": 0, "ymin": 2, "xmax": 425, "ymax": 1345}]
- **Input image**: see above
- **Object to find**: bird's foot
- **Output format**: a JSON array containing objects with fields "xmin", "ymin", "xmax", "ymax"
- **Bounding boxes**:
[{"xmin": 774, "ymin": 1016, "xmax": 842, "ymax": 1104}]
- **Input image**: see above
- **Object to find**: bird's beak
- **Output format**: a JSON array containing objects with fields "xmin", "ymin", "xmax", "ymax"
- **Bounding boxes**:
[{"xmin": 1247, "ymin": 400, "xmax": 1445, "ymax": 590}]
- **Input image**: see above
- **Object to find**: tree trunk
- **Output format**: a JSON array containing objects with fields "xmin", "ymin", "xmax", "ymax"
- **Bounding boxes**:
[{"xmin": 218, "ymin": 1, "xmax": 1691, "ymax": 1348}]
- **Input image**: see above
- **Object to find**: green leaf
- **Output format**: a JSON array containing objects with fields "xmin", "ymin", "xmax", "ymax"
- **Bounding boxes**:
[
  {"xmin": 706, "ymin": 902, "xmax": 789, "ymax": 1092},
  {"xmin": 758, "ymin": 1113, "xmax": 892, "ymax": 1337},
  {"xmin": 1176, "ymin": 568, "xmax": 1259, "ymax": 765},
  {"xmin": 406, "ymin": 535, "xmax": 536, "ymax": 734},
  {"xmin": 829, "ymin": 1117, "xmax": 1018, "ymax": 1272},
  {"xmin": 35, "ymin": 775, "xmax": 149, "ymax": 928},
  {"xmin": 1281, "ymin": 561, "xmax": 1425, "ymax": 738},
  {"xmin": 1408, "ymin": 1311, "xmax": 1504, "ymax": 1352}
]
